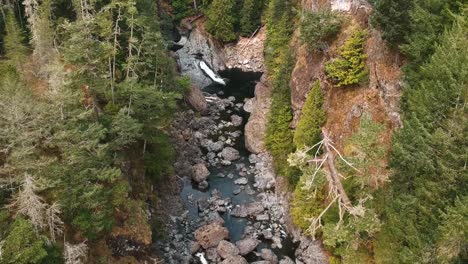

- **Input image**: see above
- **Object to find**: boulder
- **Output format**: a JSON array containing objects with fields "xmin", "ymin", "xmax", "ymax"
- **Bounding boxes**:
[
  {"xmin": 194, "ymin": 223, "xmax": 229, "ymax": 249},
  {"xmin": 234, "ymin": 177, "xmax": 248, "ymax": 185},
  {"xmin": 235, "ymin": 237, "xmax": 261, "ymax": 256},
  {"xmin": 231, "ymin": 202, "xmax": 264, "ymax": 218},
  {"xmin": 220, "ymin": 255, "xmax": 249, "ymax": 264},
  {"xmin": 221, "ymin": 147, "xmax": 240, "ymax": 161},
  {"xmin": 279, "ymin": 257, "xmax": 295, "ymax": 264},
  {"xmin": 217, "ymin": 240, "xmax": 240, "ymax": 259},
  {"xmin": 186, "ymin": 85, "xmax": 207, "ymax": 112},
  {"xmin": 261, "ymin": 248, "xmax": 278, "ymax": 263},
  {"xmin": 191, "ymin": 163, "xmax": 210, "ymax": 183},
  {"xmin": 230, "ymin": 115, "xmax": 243, "ymax": 127}
]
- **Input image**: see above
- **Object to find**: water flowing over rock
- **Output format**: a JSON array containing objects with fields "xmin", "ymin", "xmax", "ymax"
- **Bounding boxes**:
[
  {"xmin": 194, "ymin": 222, "xmax": 229, "ymax": 249},
  {"xmin": 175, "ymin": 27, "xmax": 226, "ymax": 88}
]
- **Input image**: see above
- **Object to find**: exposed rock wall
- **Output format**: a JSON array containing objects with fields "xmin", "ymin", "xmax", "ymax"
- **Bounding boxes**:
[
  {"xmin": 223, "ymin": 27, "xmax": 266, "ymax": 72},
  {"xmin": 244, "ymin": 74, "xmax": 272, "ymax": 154}
]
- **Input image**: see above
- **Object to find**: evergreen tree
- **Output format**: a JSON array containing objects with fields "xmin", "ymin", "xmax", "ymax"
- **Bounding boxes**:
[
  {"xmin": 3, "ymin": 9, "xmax": 29, "ymax": 66},
  {"xmin": 205, "ymin": 0, "xmax": 236, "ymax": 42},
  {"xmin": 0, "ymin": 218, "xmax": 48, "ymax": 264},
  {"xmin": 293, "ymin": 81, "xmax": 326, "ymax": 149},
  {"xmin": 239, "ymin": 0, "xmax": 263, "ymax": 36},
  {"xmin": 374, "ymin": 14, "xmax": 468, "ymax": 263},
  {"xmin": 371, "ymin": 0, "xmax": 413, "ymax": 47},
  {"xmin": 325, "ymin": 29, "xmax": 368, "ymax": 87}
]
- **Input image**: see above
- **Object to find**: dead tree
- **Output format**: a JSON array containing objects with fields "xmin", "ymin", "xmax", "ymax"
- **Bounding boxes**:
[
  {"xmin": 289, "ymin": 129, "xmax": 366, "ymax": 238},
  {"xmin": 8, "ymin": 174, "xmax": 47, "ymax": 230},
  {"xmin": 46, "ymin": 202, "xmax": 64, "ymax": 242},
  {"xmin": 64, "ymin": 241, "xmax": 88, "ymax": 264}
]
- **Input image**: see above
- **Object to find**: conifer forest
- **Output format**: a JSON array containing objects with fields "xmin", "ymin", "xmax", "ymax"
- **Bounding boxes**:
[{"xmin": 0, "ymin": 0, "xmax": 466, "ymax": 263}]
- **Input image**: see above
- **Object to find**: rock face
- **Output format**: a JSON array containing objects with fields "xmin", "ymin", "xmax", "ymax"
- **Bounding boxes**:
[
  {"xmin": 194, "ymin": 223, "xmax": 229, "ymax": 249},
  {"xmin": 191, "ymin": 163, "xmax": 210, "ymax": 183},
  {"xmin": 223, "ymin": 27, "xmax": 266, "ymax": 72},
  {"xmin": 186, "ymin": 85, "xmax": 207, "ymax": 112},
  {"xmin": 217, "ymin": 240, "xmax": 240, "ymax": 259},
  {"xmin": 176, "ymin": 26, "xmax": 226, "ymax": 88},
  {"xmin": 220, "ymin": 255, "xmax": 249, "ymax": 264},
  {"xmin": 221, "ymin": 147, "xmax": 240, "ymax": 161},
  {"xmin": 245, "ymin": 74, "xmax": 272, "ymax": 153},
  {"xmin": 236, "ymin": 237, "xmax": 261, "ymax": 256}
]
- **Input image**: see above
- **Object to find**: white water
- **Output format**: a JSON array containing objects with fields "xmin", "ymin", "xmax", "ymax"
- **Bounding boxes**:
[{"xmin": 199, "ymin": 61, "xmax": 226, "ymax": 85}]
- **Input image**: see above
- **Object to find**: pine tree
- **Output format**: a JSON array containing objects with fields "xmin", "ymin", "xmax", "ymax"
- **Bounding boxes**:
[
  {"xmin": 293, "ymin": 81, "xmax": 326, "ymax": 149},
  {"xmin": 371, "ymin": 0, "xmax": 414, "ymax": 47},
  {"xmin": 3, "ymin": 9, "xmax": 29, "ymax": 66},
  {"xmin": 374, "ymin": 14, "xmax": 468, "ymax": 263},
  {"xmin": 205, "ymin": 0, "xmax": 236, "ymax": 42},
  {"xmin": 239, "ymin": 0, "xmax": 263, "ymax": 36}
]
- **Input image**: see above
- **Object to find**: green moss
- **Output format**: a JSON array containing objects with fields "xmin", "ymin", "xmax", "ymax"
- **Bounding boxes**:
[{"xmin": 325, "ymin": 29, "xmax": 368, "ymax": 87}]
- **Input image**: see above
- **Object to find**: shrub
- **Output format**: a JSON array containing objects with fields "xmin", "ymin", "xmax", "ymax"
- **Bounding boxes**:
[
  {"xmin": 293, "ymin": 81, "xmax": 326, "ymax": 150},
  {"xmin": 300, "ymin": 10, "xmax": 343, "ymax": 51},
  {"xmin": 325, "ymin": 29, "xmax": 368, "ymax": 87}
]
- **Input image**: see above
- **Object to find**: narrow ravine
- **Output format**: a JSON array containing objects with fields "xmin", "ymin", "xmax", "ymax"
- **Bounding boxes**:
[{"xmin": 157, "ymin": 64, "xmax": 299, "ymax": 263}]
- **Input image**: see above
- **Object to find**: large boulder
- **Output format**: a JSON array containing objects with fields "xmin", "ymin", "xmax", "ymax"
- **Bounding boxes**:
[
  {"xmin": 186, "ymin": 85, "xmax": 207, "ymax": 112},
  {"xmin": 217, "ymin": 240, "xmax": 240, "ymax": 259},
  {"xmin": 221, "ymin": 147, "xmax": 240, "ymax": 161},
  {"xmin": 231, "ymin": 202, "xmax": 265, "ymax": 218},
  {"xmin": 220, "ymin": 255, "xmax": 249, "ymax": 264},
  {"xmin": 194, "ymin": 223, "xmax": 229, "ymax": 249},
  {"xmin": 191, "ymin": 163, "xmax": 210, "ymax": 183},
  {"xmin": 235, "ymin": 237, "xmax": 261, "ymax": 256}
]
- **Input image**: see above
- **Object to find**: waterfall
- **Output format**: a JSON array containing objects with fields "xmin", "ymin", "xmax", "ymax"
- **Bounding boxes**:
[{"xmin": 199, "ymin": 61, "xmax": 226, "ymax": 86}]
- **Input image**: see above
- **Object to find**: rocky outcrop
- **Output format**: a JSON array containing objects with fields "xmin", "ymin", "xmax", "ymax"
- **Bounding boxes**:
[
  {"xmin": 230, "ymin": 202, "xmax": 264, "ymax": 218},
  {"xmin": 223, "ymin": 27, "xmax": 266, "ymax": 72},
  {"xmin": 176, "ymin": 26, "xmax": 226, "ymax": 88},
  {"xmin": 294, "ymin": 236, "xmax": 328, "ymax": 264},
  {"xmin": 245, "ymin": 74, "xmax": 272, "ymax": 153},
  {"xmin": 186, "ymin": 85, "xmax": 207, "ymax": 112},
  {"xmin": 194, "ymin": 222, "xmax": 229, "ymax": 249},
  {"xmin": 261, "ymin": 248, "xmax": 279, "ymax": 263}
]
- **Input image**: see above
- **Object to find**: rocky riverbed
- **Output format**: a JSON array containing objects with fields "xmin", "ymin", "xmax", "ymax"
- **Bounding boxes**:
[{"xmin": 155, "ymin": 73, "xmax": 305, "ymax": 263}]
